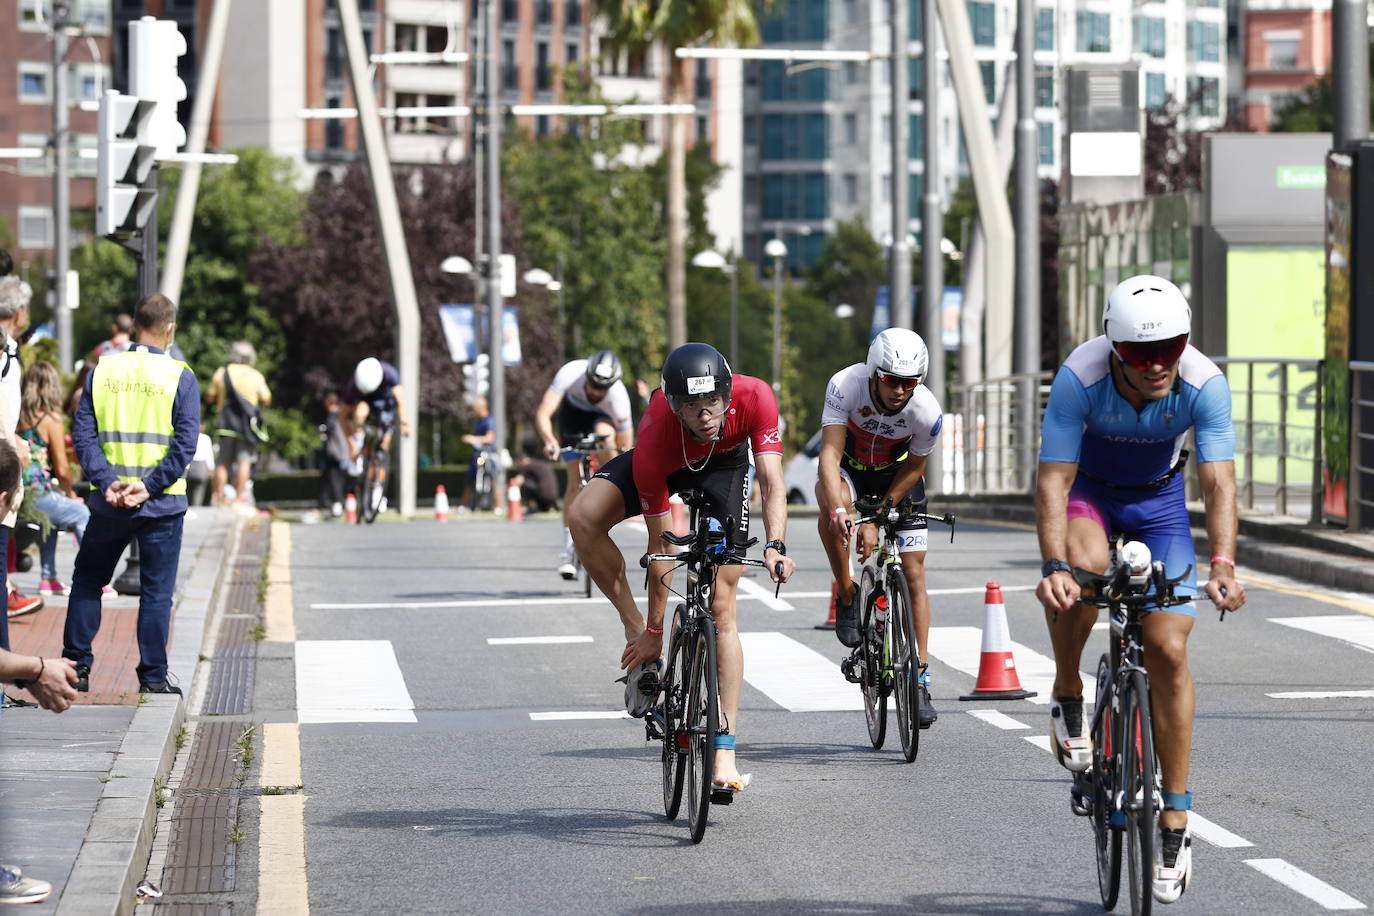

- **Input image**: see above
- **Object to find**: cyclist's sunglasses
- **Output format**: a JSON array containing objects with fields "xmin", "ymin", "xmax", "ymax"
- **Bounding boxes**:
[
  {"xmin": 1112, "ymin": 334, "xmax": 1188, "ymax": 371},
  {"xmin": 876, "ymin": 372, "xmax": 920, "ymax": 392}
]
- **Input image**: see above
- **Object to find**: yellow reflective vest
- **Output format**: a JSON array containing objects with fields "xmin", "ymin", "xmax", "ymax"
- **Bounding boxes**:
[{"xmin": 91, "ymin": 348, "xmax": 190, "ymax": 496}]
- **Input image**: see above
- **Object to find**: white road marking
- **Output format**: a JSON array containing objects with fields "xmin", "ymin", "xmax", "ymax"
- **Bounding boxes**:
[
  {"xmin": 487, "ymin": 635, "xmax": 594, "ymax": 645},
  {"xmin": 1091, "ymin": 622, "xmax": 1110, "ymax": 631},
  {"xmin": 1270, "ymin": 615, "xmax": 1374, "ymax": 655},
  {"xmin": 529, "ymin": 710, "xmax": 631, "ymax": 721},
  {"xmin": 1267, "ymin": 690, "xmax": 1374, "ymax": 699},
  {"xmin": 737, "ymin": 576, "xmax": 794, "ymax": 610},
  {"xmin": 928, "ymin": 626, "xmax": 1093, "ymax": 706},
  {"xmin": 309, "ymin": 584, "xmax": 1037, "ymax": 610},
  {"xmin": 1024, "ymin": 734, "xmax": 1051, "ymax": 752},
  {"xmin": 1188, "ymin": 813, "xmax": 1254, "ymax": 848},
  {"xmin": 967, "ymin": 710, "xmax": 1030, "ymax": 730},
  {"xmin": 738, "ymin": 632, "xmax": 864, "ymax": 712},
  {"xmin": 295, "ymin": 640, "xmax": 416, "ymax": 724},
  {"xmin": 1244, "ymin": 859, "xmax": 1367, "ymax": 910}
]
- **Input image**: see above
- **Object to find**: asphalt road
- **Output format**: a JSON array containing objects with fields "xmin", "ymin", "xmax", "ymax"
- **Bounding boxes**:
[{"xmin": 277, "ymin": 512, "xmax": 1374, "ymax": 915}]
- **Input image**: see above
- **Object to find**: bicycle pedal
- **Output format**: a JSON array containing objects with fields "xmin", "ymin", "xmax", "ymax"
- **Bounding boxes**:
[
  {"xmin": 637, "ymin": 671, "xmax": 661, "ymax": 696},
  {"xmin": 710, "ymin": 789, "xmax": 735, "ymax": 805},
  {"xmin": 840, "ymin": 658, "xmax": 862, "ymax": 685}
]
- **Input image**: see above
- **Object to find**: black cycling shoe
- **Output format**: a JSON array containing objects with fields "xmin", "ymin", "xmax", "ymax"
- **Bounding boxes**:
[
  {"xmin": 917, "ymin": 685, "xmax": 938, "ymax": 728},
  {"xmin": 834, "ymin": 587, "xmax": 862, "ymax": 648}
]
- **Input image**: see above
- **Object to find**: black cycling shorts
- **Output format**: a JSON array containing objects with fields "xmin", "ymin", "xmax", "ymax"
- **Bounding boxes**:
[
  {"xmin": 841, "ymin": 465, "xmax": 928, "ymax": 526},
  {"xmin": 593, "ymin": 444, "xmax": 753, "ymax": 550},
  {"xmin": 556, "ymin": 397, "xmax": 612, "ymax": 447}
]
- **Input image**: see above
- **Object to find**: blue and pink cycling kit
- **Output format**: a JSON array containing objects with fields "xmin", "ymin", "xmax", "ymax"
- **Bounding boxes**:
[{"xmin": 1038, "ymin": 336, "xmax": 1236, "ymax": 614}]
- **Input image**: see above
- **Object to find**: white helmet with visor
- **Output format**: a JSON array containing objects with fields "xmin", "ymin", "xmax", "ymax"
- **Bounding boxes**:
[{"xmin": 1102, "ymin": 275, "xmax": 1192, "ymax": 370}]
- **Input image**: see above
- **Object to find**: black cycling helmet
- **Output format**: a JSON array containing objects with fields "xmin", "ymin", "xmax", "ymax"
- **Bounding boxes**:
[
  {"xmin": 584, "ymin": 351, "xmax": 622, "ymax": 388},
  {"xmin": 661, "ymin": 343, "xmax": 732, "ymax": 413}
]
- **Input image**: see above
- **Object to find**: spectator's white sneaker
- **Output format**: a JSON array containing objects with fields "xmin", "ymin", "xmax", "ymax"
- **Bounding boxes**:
[{"xmin": 557, "ymin": 552, "xmax": 577, "ymax": 580}]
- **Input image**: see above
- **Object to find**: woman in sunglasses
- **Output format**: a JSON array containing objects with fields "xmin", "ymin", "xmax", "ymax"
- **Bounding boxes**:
[
  {"xmin": 814, "ymin": 327, "xmax": 943, "ymax": 729},
  {"xmin": 1034, "ymin": 274, "xmax": 1246, "ymax": 905}
]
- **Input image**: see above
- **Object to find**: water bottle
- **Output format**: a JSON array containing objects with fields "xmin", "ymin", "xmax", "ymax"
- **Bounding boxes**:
[
  {"xmin": 875, "ymin": 594, "xmax": 888, "ymax": 623},
  {"xmin": 705, "ymin": 517, "xmax": 728, "ymax": 558}
]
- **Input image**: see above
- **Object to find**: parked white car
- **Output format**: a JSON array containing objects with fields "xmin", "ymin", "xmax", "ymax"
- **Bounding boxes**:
[{"xmin": 783, "ymin": 431, "xmax": 822, "ymax": 505}]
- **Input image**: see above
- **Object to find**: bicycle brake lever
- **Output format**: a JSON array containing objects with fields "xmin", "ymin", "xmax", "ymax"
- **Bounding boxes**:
[{"xmin": 773, "ymin": 561, "xmax": 784, "ymax": 598}]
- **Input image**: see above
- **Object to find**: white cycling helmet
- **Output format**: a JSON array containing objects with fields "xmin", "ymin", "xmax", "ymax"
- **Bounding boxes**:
[
  {"xmin": 353, "ymin": 357, "xmax": 384, "ymax": 395},
  {"xmin": 866, "ymin": 328, "xmax": 929, "ymax": 385},
  {"xmin": 1102, "ymin": 275, "xmax": 1192, "ymax": 369}
]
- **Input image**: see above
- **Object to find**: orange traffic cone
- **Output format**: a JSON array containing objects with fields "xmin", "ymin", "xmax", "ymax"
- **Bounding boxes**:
[
  {"xmin": 669, "ymin": 493, "xmax": 688, "ymax": 535},
  {"xmin": 815, "ymin": 582, "xmax": 839, "ymax": 630},
  {"xmin": 959, "ymin": 581, "xmax": 1037, "ymax": 701},
  {"xmin": 506, "ymin": 476, "xmax": 524, "ymax": 522},
  {"xmin": 434, "ymin": 484, "xmax": 450, "ymax": 522},
  {"xmin": 344, "ymin": 492, "xmax": 358, "ymax": 524}
]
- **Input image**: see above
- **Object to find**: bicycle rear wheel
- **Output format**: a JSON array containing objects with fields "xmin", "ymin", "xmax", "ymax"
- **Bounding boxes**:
[
  {"xmin": 684, "ymin": 617, "xmax": 719, "ymax": 844},
  {"xmin": 361, "ymin": 453, "xmax": 385, "ymax": 523},
  {"xmin": 659, "ymin": 608, "xmax": 687, "ymax": 820},
  {"xmin": 1122, "ymin": 669, "xmax": 1156, "ymax": 916},
  {"xmin": 887, "ymin": 568, "xmax": 919, "ymax": 763},
  {"xmin": 1092, "ymin": 654, "xmax": 1121, "ymax": 910},
  {"xmin": 858, "ymin": 566, "xmax": 887, "ymax": 750}
]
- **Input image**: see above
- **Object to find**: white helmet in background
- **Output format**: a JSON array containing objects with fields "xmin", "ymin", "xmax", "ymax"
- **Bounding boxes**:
[
  {"xmin": 866, "ymin": 328, "xmax": 929, "ymax": 385},
  {"xmin": 353, "ymin": 357, "xmax": 384, "ymax": 395}
]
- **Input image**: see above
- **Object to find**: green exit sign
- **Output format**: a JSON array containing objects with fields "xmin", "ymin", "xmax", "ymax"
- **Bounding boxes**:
[{"xmin": 1277, "ymin": 165, "xmax": 1326, "ymax": 189}]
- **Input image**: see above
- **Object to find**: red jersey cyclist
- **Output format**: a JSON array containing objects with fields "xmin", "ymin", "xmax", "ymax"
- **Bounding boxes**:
[{"xmin": 567, "ymin": 343, "xmax": 795, "ymax": 793}]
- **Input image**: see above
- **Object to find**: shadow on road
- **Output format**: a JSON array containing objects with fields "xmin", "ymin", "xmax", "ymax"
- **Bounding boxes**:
[
  {"xmin": 625, "ymin": 892, "xmax": 1103, "ymax": 914},
  {"xmin": 318, "ymin": 805, "xmax": 700, "ymax": 848}
]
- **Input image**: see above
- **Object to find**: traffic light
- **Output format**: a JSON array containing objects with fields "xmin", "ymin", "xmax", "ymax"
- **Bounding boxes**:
[
  {"xmin": 96, "ymin": 90, "xmax": 157, "ymax": 237},
  {"xmin": 128, "ymin": 16, "xmax": 187, "ymax": 158},
  {"xmin": 461, "ymin": 353, "xmax": 491, "ymax": 402}
]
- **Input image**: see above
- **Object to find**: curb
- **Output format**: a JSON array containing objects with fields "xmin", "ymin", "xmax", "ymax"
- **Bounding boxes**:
[{"xmin": 55, "ymin": 510, "xmax": 239, "ymax": 916}]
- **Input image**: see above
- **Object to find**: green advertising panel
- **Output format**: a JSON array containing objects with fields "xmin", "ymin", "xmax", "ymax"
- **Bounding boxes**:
[{"xmin": 1225, "ymin": 246, "xmax": 1325, "ymax": 495}]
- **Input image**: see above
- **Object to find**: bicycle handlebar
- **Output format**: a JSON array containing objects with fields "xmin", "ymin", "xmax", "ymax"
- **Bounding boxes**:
[
  {"xmin": 850, "ymin": 499, "xmax": 957, "ymax": 544},
  {"xmin": 1069, "ymin": 562, "xmax": 1195, "ymax": 609}
]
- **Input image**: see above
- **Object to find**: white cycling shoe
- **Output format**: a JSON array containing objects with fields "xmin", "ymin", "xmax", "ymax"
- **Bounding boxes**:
[
  {"xmin": 1050, "ymin": 697, "xmax": 1092, "ymax": 773},
  {"xmin": 557, "ymin": 552, "xmax": 577, "ymax": 580},
  {"xmin": 1153, "ymin": 826, "xmax": 1192, "ymax": 904},
  {"xmin": 622, "ymin": 658, "xmax": 663, "ymax": 718}
]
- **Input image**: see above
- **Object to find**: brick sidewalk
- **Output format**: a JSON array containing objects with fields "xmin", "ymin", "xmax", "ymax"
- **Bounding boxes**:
[{"xmin": 6, "ymin": 596, "xmax": 168, "ymax": 705}]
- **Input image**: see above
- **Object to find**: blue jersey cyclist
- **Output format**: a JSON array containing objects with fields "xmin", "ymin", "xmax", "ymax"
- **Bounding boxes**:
[{"xmin": 1034, "ymin": 274, "xmax": 1246, "ymax": 906}]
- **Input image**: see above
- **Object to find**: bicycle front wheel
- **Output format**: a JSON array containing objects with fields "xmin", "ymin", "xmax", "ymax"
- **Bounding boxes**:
[
  {"xmin": 887, "ymin": 567, "xmax": 919, "ymax": 763},
  {"xmin": 1092, "ymin": 653, "xmax": 1121, "ymax": 910},
  {"xmin": 361, "ymin": 453, "xmax": 385, "ymax": 523},
  {"xmin": 1122, "ymin": 669, "xmax": 1156, "ymax": 916},
  {"xmin": 684, "ymin": 617, "xmax": 719, "ymax": 844},
  {"xmin": 660, "ymin": 607, "xmax": 687, "ymax": 820},
  {"xmin": 858, "ymin": 566, "xmax": 887, "ymax": 750}
]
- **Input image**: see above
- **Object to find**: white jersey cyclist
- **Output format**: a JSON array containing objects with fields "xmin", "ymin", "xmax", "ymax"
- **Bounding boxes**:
[
  {"xmin": 820, "ymin": 362, "xmax": 942, "ymax": 476},
  {"xmin": 548, "ymin": 359, "xmax": 633, "ymax": 432}
]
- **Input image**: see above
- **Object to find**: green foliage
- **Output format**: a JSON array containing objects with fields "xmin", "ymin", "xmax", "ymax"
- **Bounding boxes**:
[
  {"xmin": 504, "ymin": 77, "xmax": 670, "ymax": 383},
  {"xmin": 594, "ymin": 0, "xmax": 769, "ymax": 60},
  {"xmin": 1272, "ymin": 76, "xmax": 1337, "ymax": 133}
]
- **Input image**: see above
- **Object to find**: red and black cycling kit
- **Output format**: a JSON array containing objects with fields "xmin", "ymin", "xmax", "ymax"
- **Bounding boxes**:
[{"xmin": 593, "ymin": 375, "xmax": 783, "ymax": 546}]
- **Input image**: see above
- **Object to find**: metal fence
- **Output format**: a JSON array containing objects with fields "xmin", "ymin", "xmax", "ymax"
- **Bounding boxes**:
[{"xmin": 943, "ymin": 356, "xmax": 1374, "ymax": 529}]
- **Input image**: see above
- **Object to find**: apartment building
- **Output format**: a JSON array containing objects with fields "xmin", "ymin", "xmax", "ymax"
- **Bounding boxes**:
[
  {"xmin": 1237, "ymin": 0, "xmax": 1331, "ymax": 131},
  {"xmin": 1, "ymin": 1, "xmax": 114, "ymax": 260},
  {"xmin": 740, "ymin": 0, "xmax": 1227, "ymax": 271}
]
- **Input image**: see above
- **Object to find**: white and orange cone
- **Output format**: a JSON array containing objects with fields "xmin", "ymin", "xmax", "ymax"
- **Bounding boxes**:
[
  {"xmin": 959, "ymin": 581, "xmax": 1037, "ymax": 701},
  {"xmin": 344, "ymin": 492, "xmax": 358, "ymax": 524},
  {"xmin": 506, "ymin": 476, "xmax": 524, "ymax": 522},
  {"xmin": 434, "ymin": 484, "xmax": 450, "ymax": 522}
]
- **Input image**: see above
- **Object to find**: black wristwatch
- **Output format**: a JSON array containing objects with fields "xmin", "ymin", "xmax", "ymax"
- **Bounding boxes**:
[
  {"xmin": 764, "ymin": 539, "xmax": 787, "ymax": 556},
  {"xmin": 1042, "ymin": 558, "xmax": 1072, "ymax": 577}
]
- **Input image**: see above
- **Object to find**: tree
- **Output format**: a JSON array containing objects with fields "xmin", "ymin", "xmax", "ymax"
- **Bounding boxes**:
[
  {"xmin": 1271, "ymin": 59, "xmax": 1374, "ymax": 133},
  {"xmin": 504, "ymin": 90, "xmax": 670, "ymax": 386},
  {"xmin": 594, "ymin": 0, "xmax": 772, "ymax": 352},
  {"xmin": 1143, "ymin": 97, "xmax": 1205, "ymax": 195}
]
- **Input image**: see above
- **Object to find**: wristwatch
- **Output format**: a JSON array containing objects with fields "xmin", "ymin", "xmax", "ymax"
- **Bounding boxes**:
[
  {"xmin": 1041, "ymin": 558, "xmax": 1072, "ymax": 577},
  {"xmin": 764, "ymin": 539, "xmax": 787, "ymax": 556}
]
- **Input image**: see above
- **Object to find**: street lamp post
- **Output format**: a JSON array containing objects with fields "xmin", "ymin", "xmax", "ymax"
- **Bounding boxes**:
[
  {"xmin": 691, "ymin": 249, "xmax": 739, "ymax": 367},
  {"xmin": 764, "ymin": 238, "xmax": 788, "ymax": 395}
]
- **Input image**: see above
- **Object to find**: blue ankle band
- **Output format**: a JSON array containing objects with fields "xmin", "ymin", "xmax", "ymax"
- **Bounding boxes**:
[
  {"xmin": 713, "ymin": 734, "xmax": 736, "ymax": 750},
  {"xmin": 1161, "ymin": 790, "xmax": 1192, "ymax": 811}
]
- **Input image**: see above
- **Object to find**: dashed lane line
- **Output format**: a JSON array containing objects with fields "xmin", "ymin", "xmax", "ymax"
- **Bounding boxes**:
[
  {"xmin": 966, "ymin": 710, "xmax": 1030, "ymax": 730},
  {"xmin": 529, "ymin": 710, "xmax": 631, "ymax": 721},
  {"xmin": 1270, "ymin": 615, "xmax": 1374, "ymax": 655},
  {"xmin": 1244, "ymin": 859, "xmax": 1367, "ymax": 910},
  {"xmin": 737, "ymin": 576, "xmax": 794, "ymax": 610},
  {"xmin": 1266, "ymin": 690, "xmax": 1374, "ymax": 699},
  {"xmin": 488, "ymin": 635, "xmax": 595, "ymax": 645}
]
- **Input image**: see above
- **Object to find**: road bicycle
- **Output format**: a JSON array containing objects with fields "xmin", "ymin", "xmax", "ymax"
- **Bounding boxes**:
[
  {"xmin": 1067, "ymin": 541, "xmax": 1195, "ymax": 916},
  {"xmin": 355, "ymin": 418, "xmax": 394, "ymax": 525},
  {"xmin": 639, "ymin": 489, "xmax": 783, "ymax": 844},
  {"xmin": 565, "ymin": 433, "xmax": 618, "ymax": 597},
  {"xmin": 470, "ymin": 446, "xmax": 498, "ymax": 513},
  {"xmin": 839, "ymin": 495, "xmax": 955, "ymax": 763}
]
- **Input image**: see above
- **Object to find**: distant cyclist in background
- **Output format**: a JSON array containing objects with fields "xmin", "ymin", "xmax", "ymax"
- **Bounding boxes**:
[
  {"xmin": 815, "ymin": 328, "xmax": 943, "ymax": 728},
  {"xmin": 342, "ymin": 357, "xmax": 411, "ymax": 505},
  {"xmin": 1034, "ymin": 274, "xmax": 1246, "ymax": 905},
  {"xmin": 535, "ymin": 352, "xmax": 634, "ymax": 579}
]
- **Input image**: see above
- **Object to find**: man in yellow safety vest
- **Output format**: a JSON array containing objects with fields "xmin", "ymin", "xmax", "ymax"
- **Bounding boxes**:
[{"xmin": 62, "ymin": 294, "xmax": 200, "ymax": 695}]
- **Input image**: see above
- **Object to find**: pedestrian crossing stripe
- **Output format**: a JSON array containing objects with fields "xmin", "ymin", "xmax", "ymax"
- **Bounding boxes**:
[
  {"xmin": 927, "ymin": 626, "xmax": 1096, "ymax": 706},
  {"xmin": 738, "ymin": 632, "xmax": 864, "ymax": 712},
  {"xmin": 1269, "ymin": 615, "xmax": 1374, "ymax": 655},
  {"xmin": 296, "ymin": 640, "xmax": 416, "ymax": 724}
]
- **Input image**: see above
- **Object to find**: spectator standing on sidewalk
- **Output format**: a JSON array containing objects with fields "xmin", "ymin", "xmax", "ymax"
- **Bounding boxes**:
[
  {"xmin": 316, "ymin": 392, "xmax": 350, "ymax": 518},
  {"xmin": 206, "ymin": 340, "xmax": 270, "ymax": 511},
  {"xmin": 62, "ymin": 294, "xmax": 199, "ymax": 695},
  {"xmin": 0, "ymin": 273, "xmax": 39, "ymax": 661},
  {"xmin": 462, "ymin": 396, "xmax": 494, "ymax": 510},
  {"xmin": 17, "ymin": 361, "xmax": 115, "ymax": 601}
]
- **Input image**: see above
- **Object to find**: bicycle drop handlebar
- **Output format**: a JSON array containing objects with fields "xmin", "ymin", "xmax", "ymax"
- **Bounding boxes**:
[{"xmin": 850, "ymin": 497, "xmax": 957, "ymax": 544}]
